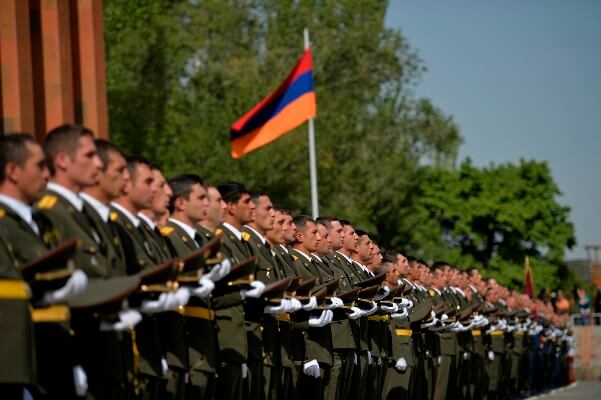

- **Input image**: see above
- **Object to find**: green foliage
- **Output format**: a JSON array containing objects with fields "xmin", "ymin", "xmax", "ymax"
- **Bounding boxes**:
[{"xmin": 103, "ymin": 1, "xmax": 575, "ymax": 291}]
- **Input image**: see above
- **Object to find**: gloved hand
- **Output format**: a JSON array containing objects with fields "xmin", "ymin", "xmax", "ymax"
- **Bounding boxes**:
[
  {"xmin": 309, "ymin": 310, "xmax": 333, "ymax": 327},
  {"xmin": 302, "ymin": 296, "xmax": 318, "ymax": 311},
  {"xmin": 440, "ymin": 313, "xmax": 449, "ymax": 322},
  {"xmin": 324, "ymin": 297, "xmax": 344, "ymax": 310},
  {"xmin": 303, "ymin": 359, "xmax": 320, "ymax": 378},
  {"xmin": 391, "ymin": 309, "xmax": 409, "ymax": 320},
  {"xmin": 394, "ymin": 357, "xmax": 407, "ymax": 372},
  {"xmin": 421, "ymin": 318, "xmax": 439, "ymax": 329},
  {"xmin": 241, "ymin": 363, "xmax": 248, "ymax": 379},
  {"xmin": 381, "ymin": 303, "xmax": 399, "ymax": 313},
  {"xmin": 43, "ymin": 270, "xmax": 88, "ymax": 304},
  {"xmin": 374, "ymin": 285, "xmax": 391, "ymax": 301},
  {"xmin": 141, "ymin": 292, "xmax": 175, "ymax": 313},
  {"xmin": 363, "ymin": 302, "xmax": 378, "ymax": 316},
  {"xmin": 240, "ymin": 281, "xmax": 265, "ymax": 299},
  {"xmin": 174, "ymin": 287, "xmax": 191, "ymax": 305},
  {"xmin": 289, "ymin": 298, "xmax": 303, "ymax": 312},
  {"xmin": 73, "ymin": 365, "xmax": 88, "ymax": 396},
  {"xmin": 367, "ymin": 351, "xmax": 372, "ymax": 365},
  {"xmin": 161, "ymin": 358, "xmax": 169, "ymax": 376},
  {"xmin": 347, "ymin": 306, "xmax": 364, "ymax": 320},
  {"xmin": 488, "ymin": 351, "xmax": 495, "ymax": 361},
  {"xmin": 100, "ymin": 309, "xmax": 142, "ymax": 332},
  {"xmin": 398, "ymin": 298, "xmax": 414, "ymax": 309},
  {"xmin": 203, "ymin": 259, "xmax": 232, "ymax": 282},
  {"xmin": 264, "ymin": 299, "xmax": 291, "ymax": 314},
  {"xmin": 190, "ymin": 277, "xmax": 214, "ymax": 298}
]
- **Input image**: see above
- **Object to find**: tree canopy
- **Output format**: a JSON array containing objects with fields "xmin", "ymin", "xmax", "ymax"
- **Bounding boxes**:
[{"xmin": 103, "ymin": 0, "xmax": 576, "ymax": 291}]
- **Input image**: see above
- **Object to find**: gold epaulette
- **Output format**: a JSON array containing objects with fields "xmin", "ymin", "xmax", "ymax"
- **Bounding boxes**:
[
  {"xmin": 109, "ymin": 211, "xmax": 119, "ymax": 221},
  {"xmin": 215, "ymin": 228, "xmax": 223, "ymax": 236},
  {"xmin": 428, "ymin": 289, "xmax": 436, "ymax": 297},
  {"xmin": 37, "ymin": 195, "xmax": 58, "ymax": 209},
  {"xmin": 292, "ymin": 255, "xmax": 299, "ymax": 261},
  {"xmin": 160, "ymin": 226, "xmax": 174, "ymax": 236},
  {"xmin": 0, "ymin": 208, "xmax": 4, "ymax": 218},
  {"xmin": 241, "ymin": 232, "xmax": 251, "ymax": 241}
]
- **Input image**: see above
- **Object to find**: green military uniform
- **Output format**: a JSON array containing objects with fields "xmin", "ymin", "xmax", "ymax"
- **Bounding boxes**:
[{"xmin": 161, "ymin": 219, "xmax": 216, "ymax": 400}]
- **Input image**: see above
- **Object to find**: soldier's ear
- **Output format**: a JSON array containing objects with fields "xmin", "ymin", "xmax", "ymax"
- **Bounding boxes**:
[
  {"xmin": 54, "ymin": 151, "xmax": 70, "ymax": 173},
  {"xmin": 174, "ymin": 196, "xmax": 186, "ymax": 212},
  {"xmin": 4, "ymin": 161, "xmax": 20, "ymax": 183}
]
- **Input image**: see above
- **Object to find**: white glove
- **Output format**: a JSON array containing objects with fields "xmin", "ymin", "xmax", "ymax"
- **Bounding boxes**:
[
  {"xmin": 241, "ymin": 362, "xmax": 248, "ymax": 379},
  {"xmin": 303, "ymin": 359, "xmax": 320, "ymax": 378},
  {"xmin": 73, "ymin": 365, "xmax": 88, "ymax": 396},
  {"xmin": 203, "ymin": 259, "xmax": 232, "ymax": 282},
  {"xmin": 394, "ymin": 357, "xmax": 407, "ymax": 372},
  {"xmin": 374, "ymin": 285, "xmax": 391, "ymax": 301},
  {"xmin": 440, "ymin": 313, "xmax": 449, "ymax": 322},
  {"xmin": 289, "ymin": 298, "xmax": 303, "ymax": 312},
  {"xmin": 391, "ymin": 309, "xmax": 409, "ymax": 320},
  {"xmin": 23, "ymin": 388, "xmax": 34, "ymax": 400},
  {"xmin": 174, "ymin": 287, "xmax": 191, "ymax": 305},
  {"xmin": 363, "ymin": 302, "xmax": 378, "ymax": 316},
  {"xmin": 463, "ymin": 352, "xmax": 470, "ymax": 360},
  {"xmin": 264, "ymin": 299, "xmax": 291, "ymax": 314},
  {"xmin": 399, "ymin": 298, "xmax": 413, "ymax": 309},
  {"xmin": 100, "ymin": 309, "xmax": 143, "ymax": 332},
  {"xmin": 302, "ymin": 296, "xmax": 318, "ymax": 311},
  {"xmin": 324, "ymin": 297, "xmax": 344, "ymax": 310},
  {"xmin": 190, "ymin": 277, "xmax": 215, "ymax": 298},
  {"xmin": 141, "ymin": 292, "xmax": 179, "ymax": 313},
  {"xmin": 367, "ymin": 351, "xmax": 372, "ymax": 365},
  {"xmin": 309, "ymin": 310, "xmax": 333, "ymax": 327},
  {"xmin": 161, "ymin": 358, "xmax": 169, "ymax": 376},
  {"xmin": 488, "ymin": 351, "xmax": 495, "ymax": 361},
  {"xmin": 421, "ymin": 317, "xmax": 438, "ymax": 329},
  {"xmin": 43, "ymin": 270, "xmax": 88, "ymax": 304},
  {"xmin": 240, "ymin": 281, "xmax": 265, "ymax": 299},
  {"xmin": 437, "ymin": 355, "xmax": 443, "ymax": 365},
  {"xmin": 381, "ymin": 303, "xmax": 399, "ymax": 313},
  {"xmin": 347, "ymin": 306, "xmax": 364, "ymax": 320},
  {"xmin": 377, "ymin": 357, "xmax": 382, "ymax": 366}
]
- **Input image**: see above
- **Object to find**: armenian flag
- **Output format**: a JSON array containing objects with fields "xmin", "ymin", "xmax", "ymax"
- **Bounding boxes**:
[{"xmin": 230, "ymin": 49, "xmax": 317, "ymax": 158}]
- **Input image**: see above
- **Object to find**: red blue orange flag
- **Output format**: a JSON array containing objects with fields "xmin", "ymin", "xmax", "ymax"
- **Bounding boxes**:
[{"xmin": 230, "ymin": 49, "xmax": 317, "ymax": 158}]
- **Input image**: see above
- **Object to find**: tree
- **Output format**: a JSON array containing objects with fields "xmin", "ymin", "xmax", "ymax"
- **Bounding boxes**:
[{"xmin": 406, "ymin": 159, "xmax": 576, "ymax": 289}]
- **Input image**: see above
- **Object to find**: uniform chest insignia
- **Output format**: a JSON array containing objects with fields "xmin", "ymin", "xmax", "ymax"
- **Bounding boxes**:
[
  {"xmin": 428, "ymin": 289, "xmax": 436, "ymax": 297},
  {"xmin": 125, "ymin": 223, "xmax": 133, "ymax": 231},
  {"xmin": 204, "ymin": 232, "xmax": 211, "ymax": 238},
  {"xmin": 215, "ymin": 228, "xmax": 223, "ymax": 236},
  {"xmin": 37, "ymin": 194, "xmax": 58, "ymax": 209},
  {"xmin": 160, "ymin": 226, "xmax": 174, "ymax": 236},
  {"xmin": 109, "ymin": 211, "xmax": 119, "ymax": 222},
  {"xmin": 0, "ymin": 208, "xmax": 4, "ymax": 218},
  {"xmin": 182, "ymin": 235, "xmax": 188, "ymax": 243},
  {"xmin": 292, "ymin": 255, "xmax": 299, "ymax": 261},
  {"xmin": 241, "ymin": 232, "xmax": 251, "ymax": 241}
]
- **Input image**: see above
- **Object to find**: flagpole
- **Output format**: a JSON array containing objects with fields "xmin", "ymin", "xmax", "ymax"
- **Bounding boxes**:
[{"xmin": 304, "ymin": 28, "xmax": 319, "ymax": 219}]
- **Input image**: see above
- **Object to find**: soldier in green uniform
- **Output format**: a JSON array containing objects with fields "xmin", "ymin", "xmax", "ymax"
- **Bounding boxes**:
[
  {"xmin": 215, "ymin": 182, "xmax": 266, "ymax": 400},
  {"xmin": 197, "ymin": 185, "xmax": 225, "ymax": 243}
]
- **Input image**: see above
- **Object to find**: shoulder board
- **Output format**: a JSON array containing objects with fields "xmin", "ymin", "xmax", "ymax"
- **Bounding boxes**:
[
  {"xmin": 241, "ymin": 232, "xmax": 251, "ymax": 241},
  {"xmin": 292, "ymin": 255, "xmax": 299, "ymax": 261},
  {"xmin": 160, "ymin": 226, "xmax": 174, "ymax": 236},
  {"xmin": 37, "ymin": 194, "xmax": 58, "ymax": 209},
  {"xmin": 0, "ymin": 208, "xmax": 4, "ymax": 218},
  {"xmin": 429, "ymin": 289, "xmax": 436, "ymax": 297},
  {"xmin": 109, "ymin": 211, "xmax": 119, "ymax": 221},
  {"xmin": 215, "ymin": 228, "xmax": 223, "ymax": 235}
]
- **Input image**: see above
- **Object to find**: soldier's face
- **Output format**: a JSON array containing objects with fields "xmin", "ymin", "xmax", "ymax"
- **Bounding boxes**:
[
  {"xmin": 184, "ymin": 183, "xmax": 208, "ymax": 224},
  {"xmin": 15, "ymin": 141, "xmax": 49, "ymax": 204},
  {"xmin": 343, "ymin": 226, "xmax": 358, "ymax": 252},
  {"xmin": 69, "ymin": 135, "xmax": 102, "ymax": 188},
  {"xmin": 266, "ymin": 212, "xmax": 286, "ymax": 244},
  {"xmin": 253, "ymin": 195, "xmax": 275, "ymax": 232},
  {"xmin": 130, "ymin": 164, "xmax": 155, "ymax": 210},
  {"xmin": 206, "ymin": 186, "xmax": 226, "ymax": 225},
  {"xmin": 371, "ymin": 245, "xmax": 382, "ymax": 267},
  {"xmin": 396, "ymin": 254, "xmax": 409, "ymax": 275},
  {"xmin": 356, "ymin": 235, "xmax": 373, "ymax": 263},
  {"xmin": 231, "ymin": 193, "xmax": 255, "ymax": 225},
  {"xmin": 327, "ymin": 220, "xmax": 345, "ymax": 250},
  {"xmin": 300, "ymin": 221, "xmax": 320, "ymax": 253},
  {"xmin": 151, "ymin": 170, "xmax": 170, "ymax": 215},
  {"xmin": 99, "ymin": 150, "xmax": 127, "ymax": 200},
  {"xmin": 316, "ymin": 224, "xmax": 331, "ymax": 254},
  {"xmin": 282, "ymin": 214, "xmax": 297, "ymax": 244},
  {"xmin": 386, "ymin": 262, "xmax": 399, "ymax": 284}
]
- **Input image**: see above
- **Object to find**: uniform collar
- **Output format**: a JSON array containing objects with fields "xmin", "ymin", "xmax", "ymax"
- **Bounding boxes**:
[
  {"xmin": 243, "ymin": 225, "xmax": 266, "ymax": 245},
  {"xmin": 138, "ymin": 212, "xmax": 156, "ymax": 230},
  {"xmin": 111, "ymin": 202, "xmax": 140, "ymax": 227},
  {"xmin": 0, "ymin": 194, "xmax": 37, "ymax": 233},
  {"xmin": 293, "ymin": 248, "xmax": 313, "ymax": 263},
  {"xmin": 80, "ymin": 192, "xmax": 110, "ymax": 222},
  {"xmin": 223, "ymin": 222, "xmax": 242, "ymax": 241},
  {"xmin": 311, "ymin": 253, "xmax": 323, "ymax": 263},
  {"xmin": 47, "ymin": 182, "xmax": 83, "ymax": 211},
  {"xmin": 336, "ymin": 250, "xmax": 353, "ymax": 265},
  {"xmin": 168, "ymin": 217, "xmax": 197, "ymax": 240},
  {"xmin": 279, "ymin": 244, "xmax": 289, "ymax": 254}
]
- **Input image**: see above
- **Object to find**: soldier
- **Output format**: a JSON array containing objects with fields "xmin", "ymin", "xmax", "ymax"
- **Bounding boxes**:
[{"xmin": 197, "ymin": 185, "xmax": 225, "ymax": 243}]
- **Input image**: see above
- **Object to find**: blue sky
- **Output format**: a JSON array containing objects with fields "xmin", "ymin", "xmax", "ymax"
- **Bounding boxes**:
[{"xmin": 385, "ymin": 1, "xmax": 601, "ymax": 260}]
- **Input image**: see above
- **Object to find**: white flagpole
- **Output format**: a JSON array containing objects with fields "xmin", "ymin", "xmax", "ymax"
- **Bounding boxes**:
[{"xmin": 304, "ymin": 27, "xmax": 319, "ymax": 219}]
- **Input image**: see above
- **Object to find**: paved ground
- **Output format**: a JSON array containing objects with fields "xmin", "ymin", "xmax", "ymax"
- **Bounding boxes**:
[{"xmin": 527, "ymin": 381, "xmax": 601, "ymax": 399}]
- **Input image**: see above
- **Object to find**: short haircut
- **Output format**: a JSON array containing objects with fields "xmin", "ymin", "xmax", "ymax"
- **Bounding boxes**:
[
  {"xmin": 125, "ymin": 155, "xmax": 153, "ymax": 180},
  {"xmin": 432, "ymin": 261, "xmax": 448, "ymax": 273},
  {"xmin": 316, "ymin": 216, "xmax": 338, "ymax": 229},
  {"xmin": 250, "ymin": 190, "xmax": 268, "ymax": 204},
  {"xmin": 382, "ymin": 250, "xmax": 400, "ymax": 264},
  {"xmin": 355, "ymin": 229, "xmax": 369, "ymax": 238},
  {"xmin": 94, "ymin": 139, "xmax": 124, "ymax": 171},
  {"xmin": 292, "ymin": 215, "xmax": 314, "ymax": 233},
  {"xmin": 43, "ymin": 124, "xmax": 94, "ymax": 175},
  {"xmin": 339, "ymin": 219, "xmax": 352, "ymax": 227},
  {"xmin": 0, "ymin": 133, "xmax": 39, "ymax": 183},
  {"xmin": 273, "ymin": 204, "xmax": 290, "ymax": 214},
  {"xmin": 466, "ymin": 267, "xmax": 480, "ymax": 277},
  {"xmin": 217, "ymin": 181, "xmax": 249, "ymax": 204},
  {"xmin": 167, "ymin": 174, "xmax": 204, "ymax": 213}
]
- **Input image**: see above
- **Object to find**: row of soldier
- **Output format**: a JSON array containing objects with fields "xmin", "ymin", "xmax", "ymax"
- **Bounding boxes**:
[{"xmin": 0, "ymin": 124, "xmax": 572, "ymax": 400}]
